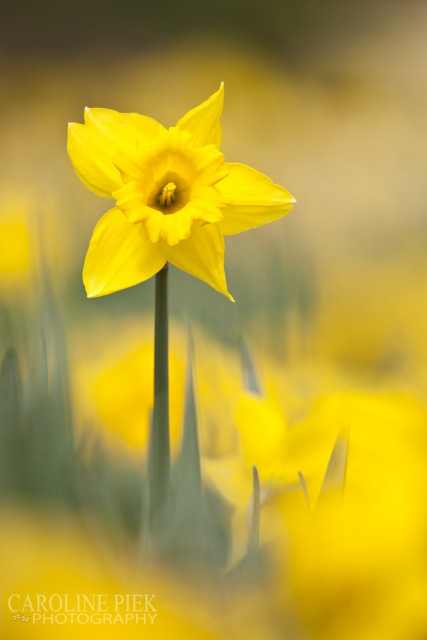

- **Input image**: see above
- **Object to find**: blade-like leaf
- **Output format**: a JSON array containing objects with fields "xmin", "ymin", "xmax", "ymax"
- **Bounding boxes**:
[
  {"xmin": 298, "ymin": 470, "xmax": 310, "ymax": 509},
  {"xmin": 0, "ymin": 347, "xmax": 24, "ymax": 446},
  {"xmin": 318, "ymin": 427, "xmax": 349, "ymax": 506},
  {"xmin": 248, "ymin": 465, "xmax": 260, "ymax": 552},
  {"xmin": 175, "ymin": 318, "xmax": 201, "ymax": 497},
  {"xmin": 238, "ymin": 335, "xmax": 261, "ymax": 395}
]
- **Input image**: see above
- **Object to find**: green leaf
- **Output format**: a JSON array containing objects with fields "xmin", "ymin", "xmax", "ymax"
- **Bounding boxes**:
[
  {"xmin": 174, "ymin": 318, "xmax": 201, "ymax": 499},
  {"xmin": 167, "ymin": 320, "xmax": 231, "ymax": 569},
  {"xmin": 238, "ymin": 335, "xmax": 261, "ymax": 394},
  {"xmin": 0, "ymin": 347, "xmax": 26, "ymax": 493},
  {"xmin": 318, "ymin": 427, "xmax": 349, "ymax": 506},
  {"xmin": 298, "ymin": 470, "xmax": 310, "ymax": 508},
  {"xmin": 248, "ymin": 465, "xmax": 260, "ymax": 552},
  {"xmin": 0, "ymin": 347, "xmax": 24, "ymax": 446}
]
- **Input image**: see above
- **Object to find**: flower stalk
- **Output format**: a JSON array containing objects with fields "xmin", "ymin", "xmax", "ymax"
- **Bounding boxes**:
[{"xmin": 147, "ymin": 263, "xmax": 171, "ymax": 541}]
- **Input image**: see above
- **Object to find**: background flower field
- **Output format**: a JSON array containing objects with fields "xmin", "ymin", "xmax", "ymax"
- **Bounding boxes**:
[{"xmin": 1, "ymin": 1, "xmax": 427, "ymax": 638}]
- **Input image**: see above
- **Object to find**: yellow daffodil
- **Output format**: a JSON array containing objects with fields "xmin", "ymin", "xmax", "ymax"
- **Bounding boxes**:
[{"xmin": 68, "ymin": 84, "xmax": 295, "ymax": 299}]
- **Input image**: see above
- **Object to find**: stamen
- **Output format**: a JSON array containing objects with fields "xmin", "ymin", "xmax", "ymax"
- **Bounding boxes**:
[{"xmin": 159, "ymin": 182, "xmax": 177, "ymax": 208}]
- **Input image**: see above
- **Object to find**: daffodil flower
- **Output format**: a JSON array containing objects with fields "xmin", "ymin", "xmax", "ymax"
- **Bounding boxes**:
[{"xmin": 68, "ymin": 84, "xmax": 295, "ymax": 299}]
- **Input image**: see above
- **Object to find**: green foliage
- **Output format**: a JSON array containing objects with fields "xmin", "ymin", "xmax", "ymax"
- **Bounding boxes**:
[{"xmin": 0, "ymin": 293, "xmax": 237, "ymax": 575}]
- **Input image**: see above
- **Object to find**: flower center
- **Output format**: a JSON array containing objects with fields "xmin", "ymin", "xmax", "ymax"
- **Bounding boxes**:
[
  {"xmin": 159, "ymin": 182, "xmax": 177, "ymax": 208},
  {"xmin": 148, "ymin": 173, "xmax": 190, "ymax": 215}
]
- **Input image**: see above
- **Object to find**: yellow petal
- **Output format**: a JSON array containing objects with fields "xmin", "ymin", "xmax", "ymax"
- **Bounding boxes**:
[
  {"xmin": 176, "ymin": 84, "xmax": 224, "ymax": 149},
  {"xmin": 80, "ymin": 108, "xmax": 166, "ymax": 187},
  {"xmin": 67, "ymin": 123, "xmax": 122, "ymax": 198},
  {"xmin": 83, "ymin": 208, "xmax": 166, "ymax": 297},
  {"xmin": 165, "ymin": 223, "xmax": 234, "ymax": 300},
  {"xmin": 113, "ymin": 181, "xmax": 152, "ymax": 223},
  {"xmin": 144, "ymin": 209, "xmax": 194, "ymax": 245},
  {"xmin": 192, "ymin": 143, "xmax": 226, "ymax": 181},
  {"xmin": 187, "ymin": 197, "xmax": 224, "ymax": 224},
  {"xmin": 217, "ymin": 162, "xmax": 296, "ymax": 235},
  {"xmin": 84, "ymin": 107, "xmax": 166, "ymax": 148}
]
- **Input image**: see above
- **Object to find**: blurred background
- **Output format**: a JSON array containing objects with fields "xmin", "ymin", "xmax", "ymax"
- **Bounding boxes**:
[
  {"xmin": 2, "ymin": 1, "xmax": 427, "ymax": 638},
  {"xmin": 2, "ymin": 0, "xmax": 427, "ymax": 375}
]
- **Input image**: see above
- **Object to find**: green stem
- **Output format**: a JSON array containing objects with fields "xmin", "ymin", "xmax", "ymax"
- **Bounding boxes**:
[{"xmin": 147, "ymin": 263, "xmax": 171, "ymax": 540}]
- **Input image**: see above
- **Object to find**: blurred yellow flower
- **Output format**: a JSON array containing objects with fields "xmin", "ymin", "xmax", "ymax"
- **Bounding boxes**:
[
  {"xmin": 0, "ymin": 504, "xmax": 225, "ymax": 640},
  {"xmin": 0, "ymin": 221, "xmax": 30, "ymax": 274},
  {"xmin": 68, "ymin": 84, "xmax": 295, "ymax": 299},
  {"xmin": 92, "ymin": 343, "xmax": 185, "ymax": 451},
  {"xmin": 72, "ymin": 320, "xmax": 242, "ymax": 457},
  {"xmin": 0, "ymin": 198, "xmax": 34, "ymax": 301},
  {"xmin": 272, "ymin": 391, "xmax": 427, "ymax": 640}
]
